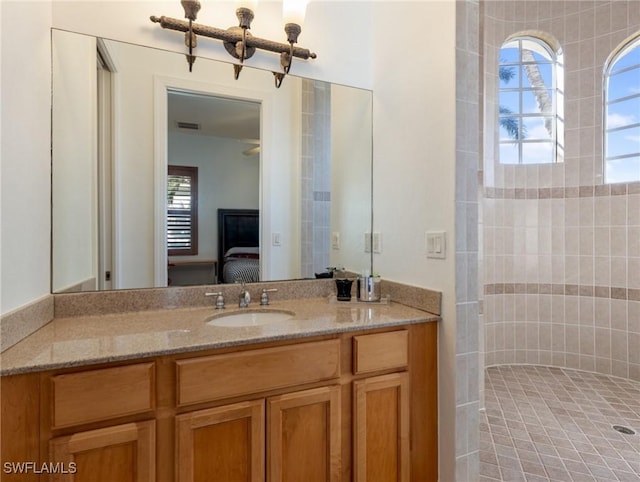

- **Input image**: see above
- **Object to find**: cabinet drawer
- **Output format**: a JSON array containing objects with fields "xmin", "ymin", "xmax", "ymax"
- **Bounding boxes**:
[
  {"xmin": 51, "ymin": 363, "xmax": 155, "ymax": 429},
  {"xmin": 353, "ymin": 330, "xmax": 408, "ymax": 375},
  {"xmin": 176, "ymin": 339, "xmax": 340, "ymax": 406}
]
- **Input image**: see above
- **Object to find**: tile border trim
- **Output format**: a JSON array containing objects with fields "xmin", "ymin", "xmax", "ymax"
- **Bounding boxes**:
[
  {"xmin": 484, "ymin": 181, "xmax": 640, "ymax": 200},
  {"xmin": 484, "ymin": 283, "xmax": 640, "ymax": 301}
]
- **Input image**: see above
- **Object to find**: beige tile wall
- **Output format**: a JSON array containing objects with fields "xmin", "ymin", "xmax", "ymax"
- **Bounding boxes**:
[
  {"xmin": 482, "ymin": 1, "xmax": 640, "ymax": 383},
  {"xmin": 300, "ymin": 80, "xmax": 332, "ymax": 278},
  {"xmin": 456, "ymin": 1, "xmax": 481, "ymax": 479}
]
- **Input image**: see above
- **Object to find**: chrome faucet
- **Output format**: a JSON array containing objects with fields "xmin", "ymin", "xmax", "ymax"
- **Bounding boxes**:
[
  {"xmin": 260, "ymin": 288, "xmax": 278, "ymax": 305},
  {"xmin": 238, "ymin": 281, "xmax": 251, "ymax": 308},
  {"xmin": 205, "ymin": 291, "xmax": 225, "ymax": 310}
]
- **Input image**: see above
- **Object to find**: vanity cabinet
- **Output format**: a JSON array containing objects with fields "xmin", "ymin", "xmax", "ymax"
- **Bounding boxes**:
[
  {"xmin": 353, "ymin": 373, "xmax": 410, "ymax": 482},
  {"xmin": 49, "ymin": 421, "xmax": 156, "ymax": 482},
  {"xmin": 267, "ymin": 386, "xmax": 341, "ymax": 482},
  {"xmin": 1, "ymin": 322, "xmax": 437, "ymax": 482},
  {"xmin": 175, "ymin": 386, "xmax": 341, "ymax": 482},
  {"xmin": 175, "ymin": 400, "xmax": 265, "ymax": 481},
  {"xmin": 352, "ymin": 330, "xmax": 411, "ymax": 482},
  {"xmin": 0, "ymin": 363, "xmax": 157, "ymax": 482},
  {"xmin": 174, "ymin": 338, "xmax": 342, "ymax": 482},
  {"xmin": 47, "ymin": 363, "xmax": 156, "ymax": 482}
]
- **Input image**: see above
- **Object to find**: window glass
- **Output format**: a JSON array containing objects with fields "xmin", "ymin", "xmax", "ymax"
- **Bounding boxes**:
[
  {"xmin": 498, "ymin": 36, "xmax": 563, "ymax": 164},
  {"xmin": 522, "ymin": 142, "xmax": 553, "ymax": 164},
  {"xmin": 609, "ymin": 43, "xmax": 640, "ymax": 73},
  {"xmin": 499, "ymin": 144, "xmax": 520, "ymax": 164},
  {"xmin": 167, "ymin": 165, "xmax": 198, "ymax": 256},
  {"xmin": 606, "ymin": 126, "xmax": 640, "ymax": 158},
  {"xmin": 608, "ymin": 69, "xmax": 640, "ymax": 101},
  {"xmin": 606, "ymin": 156, "xmax": 640, "ymax": 184},
  {"xmin": 523, "ymin": 117, "xmax": 554, "ymax": 141},
  {"xmin": 604, "ymin": 35, "xmax": 640, "ymax": 183}
]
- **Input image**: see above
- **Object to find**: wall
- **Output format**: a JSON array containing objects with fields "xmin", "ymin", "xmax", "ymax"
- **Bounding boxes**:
[
  {"xmin": 372, "ymin": 2, "xmax": 464, "ymax": 479},
  {"xmin": 0, "ymin": 1, "xmax": 52, "ymax": 314},
  {"xmin": 330, "ymin": 84, "xmax": 373, "ymax": 277},
  {"xmin": 482, "ymin": 1, "xmax": 640, "ymax": 382},
  {"xmin": 51, "ymin": 31, "xmax": 98, "ymax": 292}
]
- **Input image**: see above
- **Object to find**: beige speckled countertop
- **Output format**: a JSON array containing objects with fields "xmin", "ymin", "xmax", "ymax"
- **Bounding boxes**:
[{"xmin": 0, "ymin": 297, "xmax": 438, "ymax": 376}]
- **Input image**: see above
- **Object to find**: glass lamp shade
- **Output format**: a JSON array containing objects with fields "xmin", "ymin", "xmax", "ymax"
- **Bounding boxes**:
[{"xmin": 283, "ymin": 0, "xmax": 307, "ymax": 26}]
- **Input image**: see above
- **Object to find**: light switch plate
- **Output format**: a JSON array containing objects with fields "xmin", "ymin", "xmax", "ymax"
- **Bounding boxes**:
[
  {"xmin": 426, "ymin": 231, "xmax": 446, "ymax": 259},
  {"xmin": 332, "ymin": 232, "xmax": 340, "ymax": 250},
  {"xmin": 364, "ymin": 232, "xmax": 371, "ymax": 253},
  {"xmin": 272, "ymin": 232, "xmax": 282, "ymax": 246},
  {"xmin": 372, "ymin": 232, "xmax": 382, "ymax": 253}
]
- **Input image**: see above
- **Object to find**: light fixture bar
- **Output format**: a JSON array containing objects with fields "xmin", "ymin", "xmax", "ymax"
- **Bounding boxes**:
[
  {"xmin": 151, "ymin": 0, "xmax": 315, "ymax": 87},
  {"xmin": 149, "ymin": 15, "xmax": 316, "ymax": 62}
]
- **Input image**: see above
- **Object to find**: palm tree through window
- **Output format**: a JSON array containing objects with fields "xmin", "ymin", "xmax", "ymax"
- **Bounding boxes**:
[{"xmin": 498, "ymin": 36, "xmax": 564, "ymax": 165}]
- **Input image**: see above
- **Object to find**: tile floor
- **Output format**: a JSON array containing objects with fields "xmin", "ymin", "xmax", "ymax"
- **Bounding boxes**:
[{"xmin": 479, "ymin": 365, "xmax": 640, "ymax": 482}]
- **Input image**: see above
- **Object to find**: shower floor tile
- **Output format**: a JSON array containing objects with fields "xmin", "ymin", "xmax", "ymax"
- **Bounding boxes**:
[{"xmin": 480, "ymin": 366, "xmax": 640, "ymax": 481}]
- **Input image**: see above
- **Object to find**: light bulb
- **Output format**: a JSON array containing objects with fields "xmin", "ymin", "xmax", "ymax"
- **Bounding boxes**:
[
  {"xmin": 235, "ymin": 0, "xmax": 257, "ymax": 11},
  {"xmin": 283, "ymin": 0, "xmax": 307, "ymax": 26}
]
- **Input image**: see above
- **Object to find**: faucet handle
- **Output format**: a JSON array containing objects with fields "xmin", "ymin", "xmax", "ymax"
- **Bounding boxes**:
[
  {"xmin": 205, "ymin": 292, "xmax": 225, "ymax": 310},
  {"xmin": 260, "ymin": 288, "xmax": 278, "ymax": 305}
]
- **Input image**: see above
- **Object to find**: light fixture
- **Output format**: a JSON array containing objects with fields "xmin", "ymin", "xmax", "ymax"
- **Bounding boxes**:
[{"xmin": 150, "ymin": 0, "xmax": 316, "ymax": 88}]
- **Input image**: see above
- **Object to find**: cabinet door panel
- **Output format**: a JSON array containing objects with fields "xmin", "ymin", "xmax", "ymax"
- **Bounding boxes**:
[
  {"xmin": 49, "ymin": 420, "xmax": 155, "ymax": 482},
  {"xmin": 268, "ymin": 386, "xmax": 341, "ymax": 482},
  {"xmin": 354, "ymin": 373, "xmax": 409, "ymax": 482},
  {"xmin": 176, "ymin": 400, "xmax": 265, "ymax": 482}
]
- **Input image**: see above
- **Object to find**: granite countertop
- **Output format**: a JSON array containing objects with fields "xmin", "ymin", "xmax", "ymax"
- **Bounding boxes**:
[{"xmin": 0, "ymin": 297, "xmax": 438, "ymax": 376}]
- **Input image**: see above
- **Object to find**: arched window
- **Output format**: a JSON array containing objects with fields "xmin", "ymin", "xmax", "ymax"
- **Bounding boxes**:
[
  {"xmin": 604, "ymin": 34, "xmax": 640, "ymax": 184},
  {"xmin": 498, "ymin": 36, "xmax": 564, "ymax": 164}
]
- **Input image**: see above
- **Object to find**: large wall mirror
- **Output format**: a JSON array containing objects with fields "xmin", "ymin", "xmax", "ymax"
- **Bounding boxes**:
[{"xmin": 51, "ymin": 29, "xmax": 373, "ymax": 293}]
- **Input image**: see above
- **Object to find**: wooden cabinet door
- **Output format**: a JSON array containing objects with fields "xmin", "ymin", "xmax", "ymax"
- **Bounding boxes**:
[
  {"xmin": 175, "ymin": 399, "xmax": 265, "ymax": 482},
  {"xmin": 353, "ymin": 373, "xmax": 410, "ymax": 482},
  {"xmin": 49, "ymin": 420, "xmax": 155, "ymax": 482},
  {"xmin": 267, "ymin": 386, "xmax": 341, "ymax": 482}
]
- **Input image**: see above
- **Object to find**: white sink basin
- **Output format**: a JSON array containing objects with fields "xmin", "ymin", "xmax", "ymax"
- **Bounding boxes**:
[{"xmin": 206, "ymin": 309, "xmax": 295, "ymax": 327}]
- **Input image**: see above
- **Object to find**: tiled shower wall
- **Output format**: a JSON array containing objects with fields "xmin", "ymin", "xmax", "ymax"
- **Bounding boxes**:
[
  {"xmin": 301, "ymin": 80, "xmax": 331, "ymax": 278},
  {"xmin": 455, "ymin": 0, "xmax": 482, "ymax": 479},
  {"xmin": 482, "ymin": 1, "xmax": 640, "ymax": 382}
]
